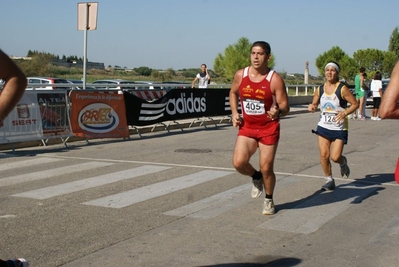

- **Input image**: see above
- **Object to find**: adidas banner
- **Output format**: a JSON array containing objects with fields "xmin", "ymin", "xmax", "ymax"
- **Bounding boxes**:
[{"xmin": 124, "ymin": 89, "xmax": 232, "ymax": 126}]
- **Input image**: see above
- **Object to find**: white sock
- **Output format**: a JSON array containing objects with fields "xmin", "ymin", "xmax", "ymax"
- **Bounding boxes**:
[{"xmin": 326, "ymin": 176, "xmax": 333, "ymax": 182}]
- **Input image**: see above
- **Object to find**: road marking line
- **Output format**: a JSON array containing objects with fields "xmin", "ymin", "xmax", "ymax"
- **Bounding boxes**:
[
  {"xmin": 38, "ymin": 154, "xmax": 236, "ymax": 171},
  {"xmin": 12, "ymin": 165, "xmax": 171, "ymax": 200},
  {"xmin": 0, "ymin": 158, "xmax": 62, "ymax": 172},
  {"xmin": 83, "ymin": 170, "xmax": 233, "ymax": 208},
  {"xmin": 164, "ymin": 184, "xmax": 250, "ymax": 218},
  {"xmin": 258, "ymin": 185, "xmax": 380, "ymax": 234},
  {"xmin": 0, "ymin": 162, "xmax": 114, "ymax": 187}
]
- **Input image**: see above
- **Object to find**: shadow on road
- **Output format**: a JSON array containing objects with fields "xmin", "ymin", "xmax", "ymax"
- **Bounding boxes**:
[
  {"xmin": 198, "ymin": 256, "xmax": 302, "ymax": 267},
  {"xmin": 276, "ymin": 178, "xmax": 386, "ymax": 212}
]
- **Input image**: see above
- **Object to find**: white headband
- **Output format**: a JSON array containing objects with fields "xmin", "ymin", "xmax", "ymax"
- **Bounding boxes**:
[{"xmin": 325, "ymin": 62, "xmax": 339, "ymax": 72}]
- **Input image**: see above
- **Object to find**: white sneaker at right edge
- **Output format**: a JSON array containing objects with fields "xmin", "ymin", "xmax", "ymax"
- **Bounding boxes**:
[
  {"xmin": 262, "ymin": 198, "xmax": 275, "ymax": 215},
  {"xmin": 6, "ymin": 258, "xmax": 29, "ymax": 267}
]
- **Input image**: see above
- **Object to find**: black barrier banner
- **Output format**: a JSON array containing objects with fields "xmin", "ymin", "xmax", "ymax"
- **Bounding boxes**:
[{"xmin": 124, "ymin": 89, "xmax": 233, "ymax": 126}]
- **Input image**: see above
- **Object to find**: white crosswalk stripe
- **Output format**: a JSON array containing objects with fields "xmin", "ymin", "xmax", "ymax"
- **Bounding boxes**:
[
  {"xmin": 164, "ymin": 184, "xmax": 250, "ymax": 219},
  {"xmin": 371, "ymin": 214, "xmax": 399, "ymax": 246},
  {"xmin": 0, "ymin": 161, "xmax": 114, "ymax": 187},
  {"xmin": 12, "ymin": 165, "xmax": 171, "ymax": 200},
  {"xmin": 0, "ymin": 157, "xmax": 62, "ymax": 172},
  {"xmin": 83, "ymin": 170, "xmax": 234, "ymax": 208}
]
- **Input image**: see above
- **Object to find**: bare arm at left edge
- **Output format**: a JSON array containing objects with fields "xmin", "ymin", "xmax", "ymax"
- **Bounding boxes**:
[{"xmin": 0, "ymin": 50, "xmax": 27, "ymax": 121}]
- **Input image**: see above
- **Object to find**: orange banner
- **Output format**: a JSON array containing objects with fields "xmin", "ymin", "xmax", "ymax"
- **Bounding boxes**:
[{"xmin": 70, "ymin": 90, "xmax": 129, "ymax": 138}]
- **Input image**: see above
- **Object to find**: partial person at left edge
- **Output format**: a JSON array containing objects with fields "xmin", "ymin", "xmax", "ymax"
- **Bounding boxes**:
[
  {"xmin": 0, "ymin": 49, "xmax": 29, "ymax": 267},
  {"xmin": 0, "ymin": 49, "xmax": 27, "ymax": 126}
]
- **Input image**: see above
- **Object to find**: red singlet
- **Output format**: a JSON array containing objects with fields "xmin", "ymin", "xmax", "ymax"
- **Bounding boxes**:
[{"xmin": 238, "ymin": 67, "xmax": 280, "ymax": 145}]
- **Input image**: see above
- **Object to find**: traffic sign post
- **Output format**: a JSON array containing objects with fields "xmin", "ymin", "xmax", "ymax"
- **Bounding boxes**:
[{"xmin": 77, "ymin": 2, "xmax": 98, "ymax": 89}]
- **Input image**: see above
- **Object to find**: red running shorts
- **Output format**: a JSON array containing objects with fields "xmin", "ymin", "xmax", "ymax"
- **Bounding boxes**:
[{"xmin": 238, "ymin": 122, "xmax": 280, "ymax": 145}]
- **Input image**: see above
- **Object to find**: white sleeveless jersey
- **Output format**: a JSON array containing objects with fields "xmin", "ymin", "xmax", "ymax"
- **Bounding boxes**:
[{"xmin": 317, "ymin": 84, "xmax": 348, "ymax": 131}]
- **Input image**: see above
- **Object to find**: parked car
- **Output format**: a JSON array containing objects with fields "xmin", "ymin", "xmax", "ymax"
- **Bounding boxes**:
[
  {"xmin": 133, "ymin": 81, "xmax": 162, "ymax": 90},
  {"xmin": 160, "ymin": 81, "xmax": 191, "ymax": 91},
  {"xmin": 27, "ymin": 77, "xmax": 71, "ymax": 90},
  {"xmin": 366, "ymin": 78, "xmax": 389, "ymax": 106},
  {"xmin": 346, "ymin": 84, "xmax": 355, "ymax": 96},
  {"xmin": 67, "ymin": 79, "xmax": 96, "ymax": 90},
  {"xmin": 90, "ymin": 79, "xmax": 137, "ymax": 90}
]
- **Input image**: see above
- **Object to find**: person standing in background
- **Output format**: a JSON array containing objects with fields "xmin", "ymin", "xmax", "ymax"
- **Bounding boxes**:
[
  {"xmin": 0, "ymin": 49, "xmax": 29, "ymax": 267},
  {"xmin": 354, "ymin": 67, "xmax": 368, "ymax": 120},
  {"xmin": 370, "ymin": 71, "xmax": 383, "ymax": 120},
  {"xmin": 191, "ymin": 64, "xmax": 210, "ymax": 88}
]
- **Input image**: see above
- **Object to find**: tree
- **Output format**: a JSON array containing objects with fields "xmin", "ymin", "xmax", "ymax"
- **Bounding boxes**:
[
  {"xmin": 315, "ymin": 46, "xmax": 357, "ymax": 80},
  {"xmin": 180, "ymin": 68, "xmax": 198, "ymax": 78},
  {"xmin": 20, "ymin": 52, "xmax": 53, "ymax": 76},
  {"xmin": 134, "ymin": 66, "xmax": 152, "ymax": 76},
  {"xmin": 382, "ymin": 51, "xmax": 397, "ymax": 78},
  {"xmin": 151, "ymin": 68, "xmax": 174, "ymax": 82},
  {"xmin": 352, "ymin": 48, "xmax": 397, "ymax": 79},
  {"xmin": 388, "ymin": 27, "xmax": 399, "ymax": 59},
  {"xmin": 353, "ymin": 48, "xmax": 383, "ymax": 71},
  {"xmin": 213, "ymin": 37, "xmax": 275, "ymax": 82}
]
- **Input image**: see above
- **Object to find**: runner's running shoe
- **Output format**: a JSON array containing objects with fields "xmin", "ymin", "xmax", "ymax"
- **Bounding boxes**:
[
  {"xmin": 251, "ymin": 178, "xmax": 263, "ymax": 198},
  {"xmin": 340, "ymin": 156, "xmax": 350, "ymax": 179},
  {"xmin": 262, "ymin": 198, "xmax": 275, "ymax": 215},
  {"xmin": 321, "ymin": 179, "xmax": 335, "ymax": 191}
]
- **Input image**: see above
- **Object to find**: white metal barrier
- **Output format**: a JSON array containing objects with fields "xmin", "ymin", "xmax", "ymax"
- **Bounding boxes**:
[
  {"xmin": 206, "ymin": 83, "xmax": 317, "ymax": 96},
  {"xmin": 0, "ymin": 89, "xmax": 71, "ymax": 148}
]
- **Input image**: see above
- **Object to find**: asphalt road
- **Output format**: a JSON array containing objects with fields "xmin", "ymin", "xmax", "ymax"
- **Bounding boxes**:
[{"xmin": 0, "ymin": 107, "xmax": 398, "ymax": 267}]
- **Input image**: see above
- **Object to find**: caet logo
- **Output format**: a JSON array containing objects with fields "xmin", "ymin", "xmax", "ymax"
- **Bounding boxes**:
[
  {"xmin": 166, "ymin": 93, "xmax": 206, "ymax": 115},
  {"xmin": 78, "ymin": 103, "xmax": 119, "ymax": 133}
]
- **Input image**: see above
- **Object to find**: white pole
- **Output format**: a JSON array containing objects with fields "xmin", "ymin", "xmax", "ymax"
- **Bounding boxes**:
[{"xmin": 83, "ymin": 3, "xmax": 89, "ymax": 89}]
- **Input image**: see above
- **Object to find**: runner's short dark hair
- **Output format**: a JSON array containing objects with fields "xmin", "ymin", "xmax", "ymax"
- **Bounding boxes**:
[{"xmin": 251, "ymin": 41, "xmax": 271, "ymax": 54}]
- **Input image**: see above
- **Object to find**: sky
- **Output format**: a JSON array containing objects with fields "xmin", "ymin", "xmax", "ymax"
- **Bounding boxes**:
[{"xmin": 1, "ymin": 0, "xmax": 399, "ymax": 76}]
